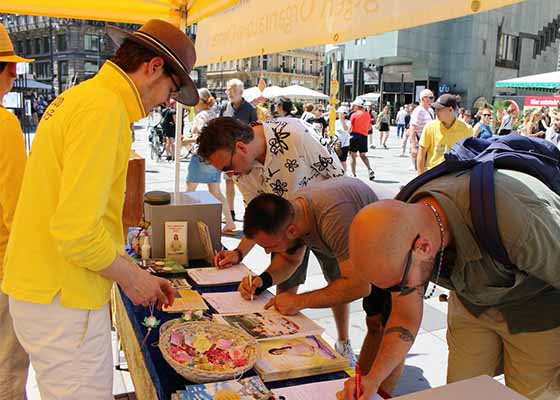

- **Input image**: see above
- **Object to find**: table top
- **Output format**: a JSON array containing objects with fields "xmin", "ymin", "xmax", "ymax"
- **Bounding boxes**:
[{"xmin": 119, "ymin": 265, "xmax": 350, "ymax": 400}]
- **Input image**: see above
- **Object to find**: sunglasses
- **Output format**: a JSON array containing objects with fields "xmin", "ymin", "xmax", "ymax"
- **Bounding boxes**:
[
  {"xmin": 387, "ymin": 234, "xmax": 420, "ymax": 296},
  {"xmin": 482, "ymin": 114, "xmax": 491, "ymax": 117},
  {"xmin": 163, "ymin": 65, "xmax": 181, "ymax": 94},
  {"xmin": 221, "ymin": 145, "xmax": 236, "ymax": 173}
]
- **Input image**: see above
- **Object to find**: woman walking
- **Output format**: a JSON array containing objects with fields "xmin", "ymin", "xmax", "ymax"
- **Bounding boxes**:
[
  {"xmin": 186, "ymin": 88, "xmax": 236, "ymax": 235},
  {"xmin": 377, "ymin": 105, "xmax": 391, "ymax": 149}
]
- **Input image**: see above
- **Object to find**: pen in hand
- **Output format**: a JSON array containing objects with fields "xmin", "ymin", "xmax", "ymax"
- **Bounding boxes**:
[
  {"xmin": 248, "ymin": 272, "xmax": 253, "ymax": 302},
  {"xmin": 355, "ymin": 364, "xmax": 362, "ymax": 400}
]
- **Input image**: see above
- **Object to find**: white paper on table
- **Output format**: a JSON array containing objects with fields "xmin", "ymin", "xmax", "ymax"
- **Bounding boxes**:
[
  {"xmin": 187, "ymin": 263, "xmax": 251, "ymax": 286},
  {"xmin": 273, "ymin": 379, "xmax": 383, "ymax": 400},
  {"xmin": 202, "ymin": 290, "xmax": 274, "ymax": 314}
]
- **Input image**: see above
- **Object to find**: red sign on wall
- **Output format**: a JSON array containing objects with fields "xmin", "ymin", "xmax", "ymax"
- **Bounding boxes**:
[{"xmin": 524, "ymin": 96, "xmax": 560, "ymax": 107}]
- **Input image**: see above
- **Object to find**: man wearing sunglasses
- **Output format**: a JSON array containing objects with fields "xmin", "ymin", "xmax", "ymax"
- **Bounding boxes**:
[
  {"xmin": 339, "ymin": 171, "xmax": 560, "ymax": 400},
  {"xmin": 2, "ymin": 20, "xmax": 198, "ymax": 398},
  {"xmin": 408, "ymin": 89, "xmax": 435, "ymax": 171},
  {"xmin": 197, "ymin": 116, "xmax": 355, "ymax": 361}
]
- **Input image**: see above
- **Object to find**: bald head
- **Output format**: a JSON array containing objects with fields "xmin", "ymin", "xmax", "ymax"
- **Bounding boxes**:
[{"xmin": 349, "ymin": 199, "xmax": 426, "ymax": 289}]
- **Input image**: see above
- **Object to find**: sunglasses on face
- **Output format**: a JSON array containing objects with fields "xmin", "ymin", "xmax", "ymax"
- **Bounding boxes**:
[
  {"xmin": 221, "ymin": 145, "xmax": 236, "ymax": 173},
  {"xmin": 386, "ymin": 234, "xmax": 420, "ymax": 296},
  {"xmin": 482, "ymin": 114, "xmax": 491, "ymax": 117},
  {"xmin": 163, "ymin": 65, "xmax": 181, "ymax": 94}
]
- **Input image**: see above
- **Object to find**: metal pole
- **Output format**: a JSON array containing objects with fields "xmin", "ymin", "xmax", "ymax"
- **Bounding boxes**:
[
  {"xmin": 49, "ymin": 18, "xmax": 55, "ymax": 96},
  {"xmin": 173, "ymin": 15, "xmax": 187, "ymax": 197}
]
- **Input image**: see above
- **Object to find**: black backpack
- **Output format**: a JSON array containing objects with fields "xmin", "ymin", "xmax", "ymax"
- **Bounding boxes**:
[{"xmin": 396, "ymin": 134, "xmax": 560, "ymax": 267}]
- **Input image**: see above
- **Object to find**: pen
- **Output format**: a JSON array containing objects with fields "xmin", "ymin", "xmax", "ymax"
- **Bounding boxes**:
[
  {"xmin": 213, "ymin": 249, "xmax": 219, "ymax": 269},
  {"xmin": 249, "ymin": 272, "xmax": 253, "ymax": 302},
  {"xmin": 355, "ymin": 364, "xmax": 361, "ymax": 400}
]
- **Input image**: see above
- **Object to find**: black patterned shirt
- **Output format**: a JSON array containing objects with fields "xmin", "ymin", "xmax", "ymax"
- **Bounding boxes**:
[{"xmin": 235, "ymin": 117, "xmax": 344, "ymax": 203}]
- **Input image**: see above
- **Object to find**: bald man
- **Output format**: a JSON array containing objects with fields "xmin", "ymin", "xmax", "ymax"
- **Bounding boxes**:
[{"xmin": 338, "ymin": 170, "xmax": 560, "ymax": 400}]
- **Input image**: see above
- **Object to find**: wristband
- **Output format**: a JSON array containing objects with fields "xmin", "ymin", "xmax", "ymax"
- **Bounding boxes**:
[
  {"xmin": 254, "ymin": 271, "xmax": 273, "ymax": 295},
  {"xmin": 233, "ymin": 247, "xmax": 244, "ymax": 262}
]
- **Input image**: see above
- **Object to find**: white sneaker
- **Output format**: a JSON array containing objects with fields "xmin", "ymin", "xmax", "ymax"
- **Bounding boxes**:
[{"xmin": 335, "ymin": 340, "xmax": 357, "ymax": 367}]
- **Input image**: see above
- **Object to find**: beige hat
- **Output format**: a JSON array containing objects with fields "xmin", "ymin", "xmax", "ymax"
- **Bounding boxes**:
[
  {"xmin": 0, "ymin": 23, "xmax": 34, "ymax": 63},
  {"xmin": 106, "ymin": 19, "xmax": 198, "ymax": 106}
]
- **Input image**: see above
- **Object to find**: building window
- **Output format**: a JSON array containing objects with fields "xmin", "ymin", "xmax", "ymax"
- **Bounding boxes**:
[
  {"xmin": 59, "ymin": 60, "xmax": 68, "ymax": 77},
  {"xmin": 35, "ymin": 62, "xmax": 51, "ymax": 79},
  {"xmin": 301, "ymin": 58, "xmax": 305, "ymax": 73},
  {"xmin": 17, "ymin": 41, "xmax": 24, "ymax": 55},
  {"xmin": 346, "ymin": 60, "xmax": 353, "ymax": 69},
  {"xmin": 263, "ymin": 55, "xmax": 268, "ymax": 70},
  {"xmin": 310, "ymin": 60, "xmax": 313, "ymax": 74},
  {"xmin": 57, "ymin": 34, "xmax": 67, "ymax": 52},
  {"xmin": 34, "ymin": 38, "xmax": 41, "ymax": 54},
  {"xmin": 84, "ymin": 34, "xmax": 99, "ymax": 51},
  {"xmin": 496, "ymin": 33, "xmax": 519, "ymax": 68},
  {"xmin": 281, "ymin": 55, "xmax": 287, "ymax": 71},
  {"xmin": 25, "ymin": 39, "xmax": 32, "ymax": 54},
  {"xmin": 43, "ymin": 37, "xmax": 50, "ymax": 53},
  {"xmin": 84, "ymin": 61, "xmax": 98, "ymax": 76}
]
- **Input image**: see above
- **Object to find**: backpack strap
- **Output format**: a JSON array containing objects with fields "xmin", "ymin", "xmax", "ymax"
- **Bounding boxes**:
[{"xmin": 469, "ymin": 161, "xmax": 513, "ymax": 266}]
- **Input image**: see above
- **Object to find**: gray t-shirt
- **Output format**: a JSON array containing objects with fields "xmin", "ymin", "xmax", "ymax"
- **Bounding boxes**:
[{"xmin": 297, "ymin": 176, "xmax": 379, "ymax": 262}]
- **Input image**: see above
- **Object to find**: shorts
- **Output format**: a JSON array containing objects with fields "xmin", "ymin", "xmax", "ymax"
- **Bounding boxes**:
[
  {"xmin": 276, "ymin": 247, "xmax": 341, "ymax": 291},
  {"xmin": 163, "ymin": 127, "xmax": 176, "ymax": 138},
  {"xmin": 379, "ymin": 122, "xmax": 390, "ymax": 132},
  {"xmin": 349, "ymin": 133, "xmax": 368, "ymax": 153},
  {"xmin": 339, "ymin": 146, "xmax": 349, "ymax": 162},
  {"xmin": 187, "ymin": 155, "xmax": 222, "ymax": 183},
  {"xmin": 362, "ymin": 285, "xmax": 392, "ymax": 325}
]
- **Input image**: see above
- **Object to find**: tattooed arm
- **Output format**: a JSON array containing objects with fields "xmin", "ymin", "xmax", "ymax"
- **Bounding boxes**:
[{"xmin": 360, "ymin": 289, "xmax": 424, "ymax": 398}]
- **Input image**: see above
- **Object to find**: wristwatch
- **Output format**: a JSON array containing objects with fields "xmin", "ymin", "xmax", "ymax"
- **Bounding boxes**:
[{"xmin": 233, "ymin": 247, "xmax": 244, "ymax": 262}]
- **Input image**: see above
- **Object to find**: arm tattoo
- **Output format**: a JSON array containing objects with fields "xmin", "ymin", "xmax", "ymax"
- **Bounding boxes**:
[{"xmin": 385, "ymin": 326, "xmax": 415, "ymax": 342}]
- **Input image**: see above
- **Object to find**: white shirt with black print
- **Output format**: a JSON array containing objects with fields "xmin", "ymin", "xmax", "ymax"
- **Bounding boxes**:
[{"xmin": 235, "ymin": 117, "xmax": 345, "ymax": 204}]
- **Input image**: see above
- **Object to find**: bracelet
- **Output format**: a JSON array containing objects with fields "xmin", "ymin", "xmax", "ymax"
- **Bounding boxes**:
[
  {"xmin": 233, "ymin": 247, "xmax": 244, "ymax": 262},
  {"xmin": 254, "ymin": 271, "xmax": 273, "ymax": 295}
]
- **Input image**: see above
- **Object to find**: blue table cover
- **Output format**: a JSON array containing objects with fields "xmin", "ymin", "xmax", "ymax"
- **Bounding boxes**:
[{"xmin": 119, "ymin": 264, "xmax": 348, "ymax": 400}]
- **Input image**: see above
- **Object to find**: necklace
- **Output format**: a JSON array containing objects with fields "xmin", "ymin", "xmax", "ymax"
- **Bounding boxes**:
[{"xmin": 423, "ymin": 202, "xmax": 445, "ymax": 300}]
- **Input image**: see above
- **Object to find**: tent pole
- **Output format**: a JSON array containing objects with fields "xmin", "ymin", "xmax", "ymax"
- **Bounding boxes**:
[{"xmin": 174, "ymin": 10, "xmax": 188, "ymax": 198}]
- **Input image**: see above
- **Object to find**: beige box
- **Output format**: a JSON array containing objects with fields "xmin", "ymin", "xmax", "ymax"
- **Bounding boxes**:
[{"xmin": 145, "ymin": 192, "xmax": 221, "ymax": 261}]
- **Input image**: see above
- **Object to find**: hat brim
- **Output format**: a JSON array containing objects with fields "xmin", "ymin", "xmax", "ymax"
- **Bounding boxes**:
[
  {"xmin": 106, "ymin": 25, "xmax": 199, "ymax": 106},
  {"xmin": 431, "ymin": 102, "xmax": 448, "ymax": 110},
  {"xmin": 0, "ymin": 54, "xmax": 34, "ymax": 63}
]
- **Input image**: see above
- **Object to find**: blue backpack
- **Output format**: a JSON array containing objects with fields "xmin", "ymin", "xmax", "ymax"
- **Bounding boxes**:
[{"xmin": 396, "ymin": 134, "xmax": 560, "ymax": 267}]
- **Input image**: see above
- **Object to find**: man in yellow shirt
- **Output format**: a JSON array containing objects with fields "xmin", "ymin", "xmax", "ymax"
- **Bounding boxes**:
[
  {"xmin": 2, "ymin": 20, "xmax": 199, "ymax": 399},
  {"xmin": 0, "ymin": 22, "xmax": 32, "ymax": 400},
  {"xmin": 417, "ymin": 94, "xmax": 472, "ymax": 174}
]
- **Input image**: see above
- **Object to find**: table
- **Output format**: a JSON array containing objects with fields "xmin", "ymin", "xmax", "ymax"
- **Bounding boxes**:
[
  {"xmin": 112, "ymin": 275, "xmax": 351, "ymax": 400},
  {"xmin": 392, "ymin": 375, "xmax": 528, "ymax": 400}
]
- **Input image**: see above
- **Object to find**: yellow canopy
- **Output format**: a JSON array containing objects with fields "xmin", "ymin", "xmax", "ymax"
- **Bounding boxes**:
[
  {"xmin": 0, "ymin": 0, "xmax": 238, "ymax": 26},
  {"xmin": 195, "ymin": 0, "xmax": 523, "ymax": 66}
]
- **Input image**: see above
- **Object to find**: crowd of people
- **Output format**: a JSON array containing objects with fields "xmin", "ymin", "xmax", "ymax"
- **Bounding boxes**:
[{"xmin": 2, "ymin": 17, "xmax": 560, "ymax": 400}]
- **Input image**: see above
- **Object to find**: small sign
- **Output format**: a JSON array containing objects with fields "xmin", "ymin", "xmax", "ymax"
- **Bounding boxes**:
[{"xmin": 439, "ymin": 83, "xmax": 450, "ymax": 94}]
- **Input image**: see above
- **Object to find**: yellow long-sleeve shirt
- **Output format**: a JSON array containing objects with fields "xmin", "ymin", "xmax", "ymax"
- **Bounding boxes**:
[
  {"xmin": 2, "ymin": 61, "xmax": 145, "ymax": 310},
  {"xmin": 0, "ymin": 107, "xmax": 27, "ymax": 279}
]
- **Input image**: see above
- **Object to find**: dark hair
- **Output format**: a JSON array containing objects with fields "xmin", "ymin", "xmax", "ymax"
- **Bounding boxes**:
[
  {"xmin": 0, "ymin": 62, "xmax": 7, "ymax": 74},
  {"xmin": 243, "ymin": 193, "xmax": 294, "ymax": 239},
  {"xmin": 276, "ymin": 97, "xmax": 293, "ymax": 116},
  {"xmin": 111, "ymin": 38, "xmax": 160, "ymax": 73},
  {"xmin": 197, "ymin": 117, "xmax": 255, "ymax": 160}
]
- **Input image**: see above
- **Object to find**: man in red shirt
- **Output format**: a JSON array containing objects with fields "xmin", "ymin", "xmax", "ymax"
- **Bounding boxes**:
[{"xmin": 349, "ymin": 98, "xmax": 375, "ymax": 180}]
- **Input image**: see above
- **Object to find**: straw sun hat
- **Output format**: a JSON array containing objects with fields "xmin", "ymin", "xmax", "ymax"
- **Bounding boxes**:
[
  {"xmin": 106, "ymin": 19, "xmax": 198, "ymax": 106},
  {"xmin": 0, "ymin": 23, "xmax": 34, "ymax": 63}
]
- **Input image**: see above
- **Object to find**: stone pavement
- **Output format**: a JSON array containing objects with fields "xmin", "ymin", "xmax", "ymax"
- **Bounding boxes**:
[{"xmin": 25, "ymin": 121, "xmax": 451, "ymax": 398}]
